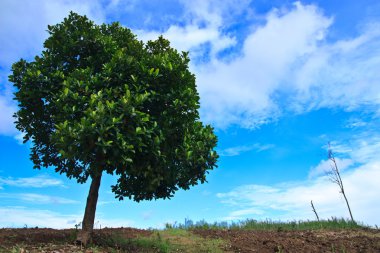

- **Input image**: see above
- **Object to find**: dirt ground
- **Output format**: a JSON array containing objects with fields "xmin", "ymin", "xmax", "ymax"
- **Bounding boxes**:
[
  {"xmin": 0, "ymin": 227, "xmax": 152, "ymax": 252},
  {"xmin": 0, "ymin": 227, "xmax": 379, "ymax": 252},
  {"xmin": 193, "ymin": 228, "xmax": 380, "ymax": 253}
]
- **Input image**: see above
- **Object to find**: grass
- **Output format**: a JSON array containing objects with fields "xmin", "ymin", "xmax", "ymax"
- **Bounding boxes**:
[
  {"xmin": 0, "ymin": 218, "xmax": 372, "ymax": 252},
  {"xmin": 165, "ymin": 217, "xmax": 366, "ymax": 231},
  {"xmin": 93, "ymin": 228, "xmax": 225, "ymax": 252},
  {"xmin": 159, "ymin": 228, "xmax": 225, "ymax": 252}
]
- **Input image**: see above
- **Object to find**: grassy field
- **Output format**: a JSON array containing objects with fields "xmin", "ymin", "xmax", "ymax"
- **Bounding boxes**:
[
  {"xmin": 96, "ymin": 228, "xmax": 226, "ymax": 253},
  {"xmin": 167, "ymin": 217, "xmax": 364, "ymax": 230},
  {"xmin": 1, "ymin": 218, "xmax": 379, "ymax": 252}
]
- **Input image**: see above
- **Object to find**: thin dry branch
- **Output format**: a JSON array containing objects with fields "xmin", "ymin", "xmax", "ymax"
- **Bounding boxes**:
[
  {"xmin": 327, "ymin": 142, "xmax": 354, "ymax": 222},
  {"xmin": 311, "ymin": 200, "xmax": 320, "ymax": 222}
]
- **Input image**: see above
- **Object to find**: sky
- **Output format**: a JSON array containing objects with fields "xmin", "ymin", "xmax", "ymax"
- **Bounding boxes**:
[{"xmin": 0, "ymin": 0, "xmax": 380, "ymax": 229}]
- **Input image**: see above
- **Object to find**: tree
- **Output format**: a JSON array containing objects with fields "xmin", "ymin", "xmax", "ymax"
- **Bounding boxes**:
[
  {"xmin": 10, "ymin": 12, "xmax": 218, "ymax": 245},
  {"xmin": 327, "ymin": 143, "xmax": 354, "ymax": 222}
]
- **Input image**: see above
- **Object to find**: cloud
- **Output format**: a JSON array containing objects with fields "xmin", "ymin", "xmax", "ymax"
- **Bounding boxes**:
[
  {"xmin": 0, "ymin": 207, "xmax": 81, "ymax": 228},
  {"xmin": 0, "ymin": 79, "xmax": 18, "ymax": 137},
  {"xmin": 345, "ymin": 118, "xmax": 368, "ymax": 128},
  {"xmin": 0, "ymin": 193, "xmax": 78, "ymax": 204},
  {"xmin": 0, "ymin": 0, "xmax": 105, "ymax": 68},
  {"xmin": 142, "ymin": 210, "xmax": 154, "ymax": 220},
  {"xmin": 329, "ymin": 135, "xmax": 380, "ymax": 164},
  {"xmin": 135, "ymin": 0, "xmax": 241, "ymax": 61},
  {"xmin": 217, "ymin": 134, "xmax": 380, "ymax": 226},
  {"xmin": 0, "ymin": 206, "xmax": 134, "ymax": 228},
  {"xmin": 196, "ymin": 2, "xmax": 333, "ymax": 128},
  {"xmin": 136, "ymin": 25, "xmax": 236, "ymax": 60},
  {"xmin": 191, "ymin": 2, "xmax": 380, "ymax": 129},
  {"xmin": 2, "ymin": 0, "xmax": 380, "ymax": 133},
  {"xmin": 289, "ymin": 22, "xmax": 380, "ymax": 113},
  {"xmin": 0, "ymin": 175, "xmax": 64, "ymax": 188},
  {"xmin": 0, "ymin": 93, "xmax": 17, "ymax": 136},
  {"xmin": 219, "ymin": 143, "xmax": 274, "ymax": 156},
  {"xmin": 308, "ymin": 158, "xmax": 353, "ymax": 178},
  {"xmin": 217, "ymin": 162, "xmax": 380, "ymax": 226}
]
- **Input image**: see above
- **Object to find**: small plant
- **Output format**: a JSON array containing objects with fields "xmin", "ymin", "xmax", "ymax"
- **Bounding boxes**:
[
  {"xmin": 10, "ymin": 245, "xmax": 26, "ymax": 253},
  {"xmin": 276, "ymin": 245, "xmax": 284, "ymax": 253},
  {"xmin": 75, "ymin": 222, "xmax": 82, "ymax": 230},
  {"xmin": 164, "ymin": 223, "xmax": 173, "ymax": 229}
]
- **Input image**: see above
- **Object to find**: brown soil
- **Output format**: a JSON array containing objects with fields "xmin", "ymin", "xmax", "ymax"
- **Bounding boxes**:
[
  {"xmin": 193, "ymin": 228, "xmax": 380, "ymax": 253},
  {"xmin": 1, "ymin": 227, "xmax": 379, "ymax": 252},
  {"xmin": 0, "ymin": 227, "xmax": 152, "ymax": 252}
]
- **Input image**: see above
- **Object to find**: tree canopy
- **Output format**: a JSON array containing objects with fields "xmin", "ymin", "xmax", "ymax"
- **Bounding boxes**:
[{"xmin": 10, "ymin": 12, "xmax": 218, "ymax": 202}]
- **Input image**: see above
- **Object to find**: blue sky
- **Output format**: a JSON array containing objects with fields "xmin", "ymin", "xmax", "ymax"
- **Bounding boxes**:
[{"xmin": 1, "ymin": 0, "xmax": 380, "ymax": 228}]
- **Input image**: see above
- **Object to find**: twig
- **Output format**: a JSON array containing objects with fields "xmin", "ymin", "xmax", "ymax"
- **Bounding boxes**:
[{"xmin": 311, "ymin": 200, "xmax": 320, "ymax": 222}]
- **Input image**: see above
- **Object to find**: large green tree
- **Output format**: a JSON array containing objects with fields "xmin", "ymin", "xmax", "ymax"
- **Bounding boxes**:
[{"xmin": 10, "ymin": 12, "xmax": 218, "ymax": 245}]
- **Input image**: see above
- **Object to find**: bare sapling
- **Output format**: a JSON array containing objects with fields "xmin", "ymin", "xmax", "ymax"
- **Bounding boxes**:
[
  {"xmin": 327, "ymin": 143, "xmax": 354, "ymax": 223},
  {"xmin": 311, "ymin": 200, "xmax": 320, "ymax": 222}
]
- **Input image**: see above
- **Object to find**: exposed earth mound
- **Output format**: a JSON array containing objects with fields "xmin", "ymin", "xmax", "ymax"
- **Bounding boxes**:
[{"xmin": 0, "ymin": 227, "xmax": 379, "ymax": 252}]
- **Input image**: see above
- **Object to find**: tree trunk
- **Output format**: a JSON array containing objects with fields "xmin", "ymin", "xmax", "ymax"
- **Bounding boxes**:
[
  {"xmin": 76, "ymin": 172, "xmax": 102, "ymax": 246},
  {"xmin": 342, "ymin": 189, "xmax": 355, "ymax": 223}
]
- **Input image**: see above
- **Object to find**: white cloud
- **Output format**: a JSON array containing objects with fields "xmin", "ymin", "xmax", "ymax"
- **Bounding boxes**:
[
  {"xmin": 329, "ymin": 135, "xmax": 380, "ymax": 164},
  {"xmin": 0, "ymin": 0, "xmax": 105, "ymax": 68},
  {"xmin": 0, "ymin": 94, "xmax": 17, "ymax": 136},
  {"xmin": 2, "ymin": 1, "xmax": 380, "ymax": 132},
  {"xmin": 142, "ymin": 210, "xmax": 154, "ymax": 220},
  {"xmin": 135, "ymin": 0, "xmax": 246, "ymax": 60},
  {"xmin": 0, "ymin": 207, "xmax": 81, "ymax": 228},
  {"xmin": 219, "ymin": 143, "xmax": 274, "ymax": 156},
  {"xmin": 217, "ymin": 134, "xmax": 380, "ymax": 226},
  {"xmin": 0, "ymin": 193, "xmax": 78, "ymax": 204},
  {"xmin": 197, "ymin": 2, "xmax": 333, "ymax": 128},
  {"xmin": 0, "ymin": 206, "xmax": 134, "ymax": 228},
  {"xmin": 345, "ymin": 118, "xmax": 368, "ymax": 128},
  {"xmin": 137, "ymin": 25, "xmax": 236, "ymax": 59},
  {"xmin": 308, "ymin": 158, "xmax": 353, "ymax": 178},
  {"xmin": 93, "ymin": 217, "xmax": 134, "ymax": 229},
  {"xmin": 187, "ymin": 2, "xmax": 380, "ymax": 129},
  {"xmin": 0, "ymin": 175, "xmax": 64, "ymax": 188},
  {"xmin": 290, "ymin": 22, "xmax": 380, "ymax": 112},
  {"xmin": 217, "ymin": 162, "xmax": 380, "ymax": 225}
]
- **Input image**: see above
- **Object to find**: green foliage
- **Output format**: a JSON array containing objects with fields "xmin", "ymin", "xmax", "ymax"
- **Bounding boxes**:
[
  {"xmin": 95, "ymin": 232, "xmax": 171, "ymax": 252},
  {"xmin": 10, "ymin": 12, "xmax": 218, "ymax": 201},
  {"xmin": 93, "ymin": 229, "xmax": 224, "ymax": 253},
  {"xmin": 167, "ymin": 217, "xmax": 366, "ymax": 231}
]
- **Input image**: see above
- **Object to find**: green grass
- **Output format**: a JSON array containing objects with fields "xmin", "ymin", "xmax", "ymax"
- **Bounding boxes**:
[
  {"xmin": 1, "ymin": 217, "xmax": 370, "ymax": 252},
  {"xmin": 159, "ymin": 228, "xmax": 225, "ymax": 253},
  {"xmin": 93, "ymin": 228, "xmax": 225, "ymax": 252},
  {"xmin": 166, "ymin": 217, "xmax": 366, "ymax": 231},
  {"xmin": 238, "ymin": 218, "xmax": 363, "ymax": 230}
]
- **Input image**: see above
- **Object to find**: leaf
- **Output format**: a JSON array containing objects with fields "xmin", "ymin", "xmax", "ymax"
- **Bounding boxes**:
[
  {"xmin": 63, "ymin": 87, "xmax": 69, "ymax": 96},
  {"xmin": 10, "ymin": 12, "xmax": 218, "ymax": 204}
]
